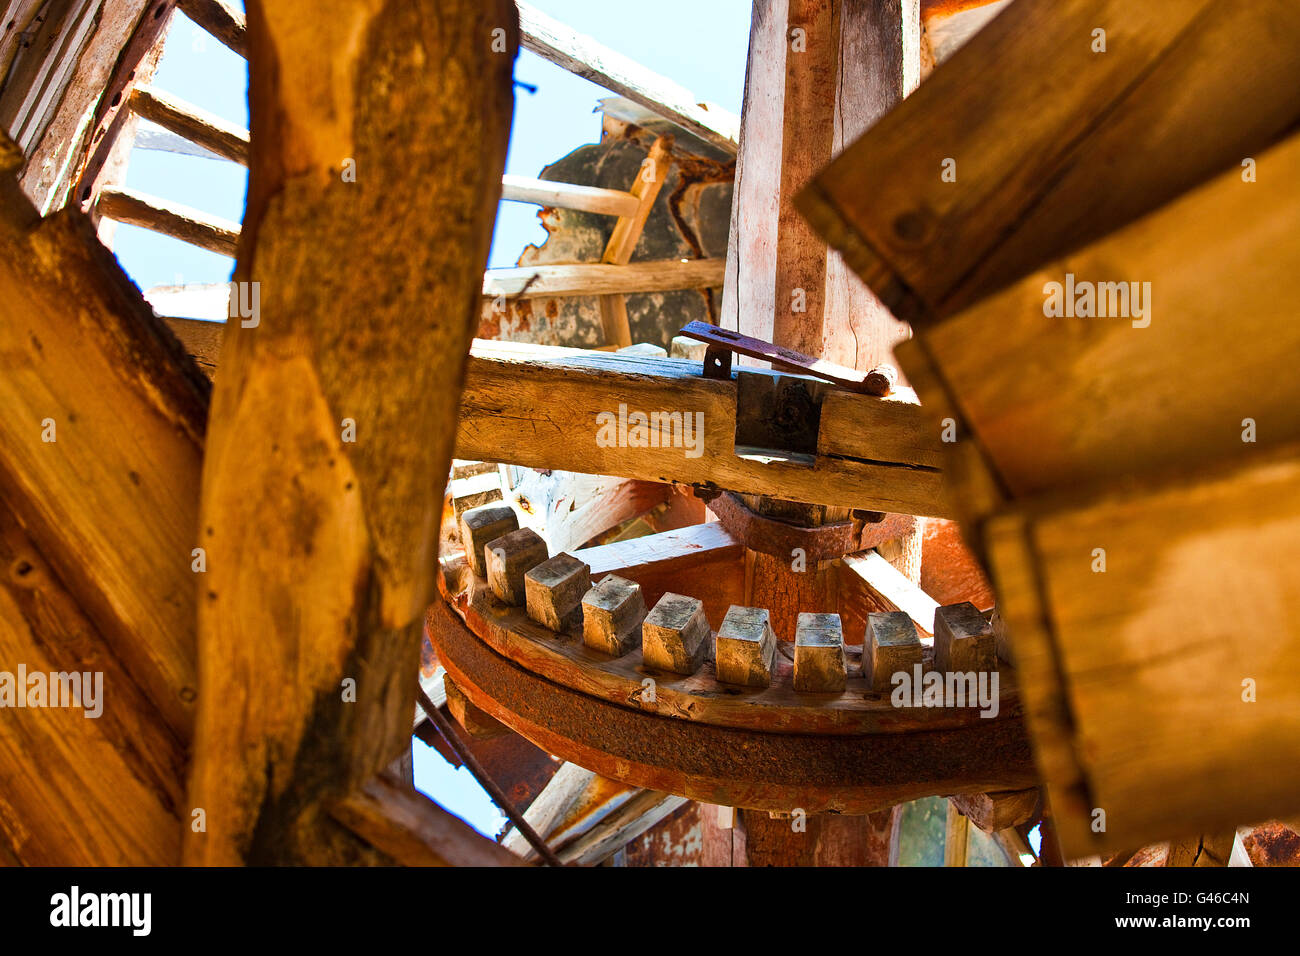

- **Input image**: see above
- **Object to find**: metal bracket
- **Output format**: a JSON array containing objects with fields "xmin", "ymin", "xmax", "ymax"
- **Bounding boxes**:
[{"xmin": 680, "ymin": 320, "xmax": 896, "ymax": 395}]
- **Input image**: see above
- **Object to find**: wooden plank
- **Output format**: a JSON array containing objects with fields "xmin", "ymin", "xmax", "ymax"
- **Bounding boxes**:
[
  {"xmin": 157, "ymin": 327, "xmax": 950, "ymax": 516},
  {"xmin": 559, "ymin": 790, "xmax": 688, "ymax": 866},
  {"xmin": 802, "ymin": 0, "xmax": 1300, "ymax": 323},
  {"xmin": 484, "ymin": 257, "xmax": 722, "ymax": 298},
  {"xmin": 0, "ymin": 167, "xmax": 207, "ymax": 743},
  {"xmin": 130, "ymin": 84, "xmax": 250, "ymax": 165},
  {"xmin": 96, "ymin": 185, "xmax": 240, "ymax": 256},
  {"xmin": 500, "ymin": 173, "xmax": 639, "ymax": 217},
  {"xmin": 944, "ymin": 799, "xmax": 969, "ymax": 866},
  {"xmin": 840, "ymin": 550, "xmax": 940, "ymax": 639},
  {"xmin": 985, "ymin": 439, "xmax": 1300, "ymax": 856},
  {"xmin": 176, "ymin": 0, "xmax": 247, "ymax": 57},
  {"xmin": 904, "ymin": 126, "xmax": 1300, "ymax": 508},
  {"xmin": 515, "ymin": 1, "xmax": 738, "ymax": 154},
  {"xmin": 598, "ymin": 135, "xmax": 672, "ymax": 348},
  {"xmin": 500, "ymin": 761, "xmax": 598, "ymax": 859},
  {"xmin": 331, "ymin": 772, "xmax": 524, "ymax": 866},
  {"xmin": 11, "ymin": 0, "xmax": 156, "ymax": 213},
  {"xmin": 184, "ymin": 0, "xmax": 516, "ymax": 865},
  {"xmin": 456, "ymin": 341, "xmax": 949, "ymax": 517}
]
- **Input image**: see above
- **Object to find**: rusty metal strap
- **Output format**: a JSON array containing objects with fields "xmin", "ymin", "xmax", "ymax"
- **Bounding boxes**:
[
  {"xmin": 680, "ymin": 320, "xmax": 896, "ymax": 395},
  {"xmin": 700, "ymin": 490, "xmax": 917, "ymax": 561}
]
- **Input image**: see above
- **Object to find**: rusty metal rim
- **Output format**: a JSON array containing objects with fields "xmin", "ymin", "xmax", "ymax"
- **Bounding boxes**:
[{"xmin": 425, "ymin": 596, "xmax": 1038, "ymax": 814}]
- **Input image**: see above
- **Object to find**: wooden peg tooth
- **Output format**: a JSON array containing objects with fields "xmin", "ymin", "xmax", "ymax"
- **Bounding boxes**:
[
  {"xmin": 715, "ymin": 605, "xmax": 777, "ymax": 688},
  {"xmin": 581, "ymin": 574, "xmax": 646, "ymax": 656},
  {"xmin": 793, "ymin": 612, "xmax": 846, "ymax": 692},
  {"xmin": 460, "ymin": 503, "xmax": 518, "ymax": 577},
  {"xmin": 642, "ymin": 592, "xmax": 709, "ymax": 675},
  {"xmin": 866, "ymin": 611, "xmax": 923, "ymax": 693},
  {"xmin": 525, "ymin": 552, "xmax": 591, "ymax": 631},
  {"xmin": 484, "ymin": 527, "xmax": 548, "ymax": 606},
  {"xmin": 934, "ymin": 602, "xmax": 996, "ymax": 674}
]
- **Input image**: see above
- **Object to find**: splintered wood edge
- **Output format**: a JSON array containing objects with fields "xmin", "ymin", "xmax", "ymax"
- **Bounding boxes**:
[{"xmin": 437, "ymin": 559, "xmax": 1019, "ymax": 736}]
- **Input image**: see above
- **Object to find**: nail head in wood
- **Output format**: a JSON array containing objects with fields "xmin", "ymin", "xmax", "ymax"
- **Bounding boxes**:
[
  {"xmin": 460, "ymin": 503, "xmax": 518, "ymax": 577},
  {"xmin": 581, "ymin": 574, "xmax": 646, "ymax": 656},
  {"xmin": 715, "ymin": 605, "xmax": 777, "ymax": 688},
  {"xmin": 867, "ymin": 611, "xmax": 923, "ymax": 694},
  {"xmin": 793, "ymin": 612, "xmax": 846, "ymax": 693},
  {"xmin": 525, "ymin": 552, "xmax": 591, "ymax": 631},
  {"xmin": 641, "ymin": 592, "xmax": 709, "ymax": 675},
  {"xmin": 485, "ymin": 527, "xmax": 548, "ymax": 606},
  {"xmin": 934, "ymin": 602, "xmax": 996, "ymax": 675}
]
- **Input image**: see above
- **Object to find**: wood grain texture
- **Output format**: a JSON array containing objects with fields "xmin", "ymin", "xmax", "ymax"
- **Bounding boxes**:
[
  {"xmin": 96, "ymin": 185, "xmax": 240, "ymax": 256},
  {"xmin": 801, "ymin": 0, "xmax": 1300, "ymax": 323},
  {"xmin": 986, "ymin": 440, "xmax": 1300, "ymax": 855},
  {"xmin": 185, "ymin": 0, "xmax": 516, "ymax": 865},
  {"xmin": 331, "ymin": 772, "xmax": 525, "ymax": 866},
  {"xmin": 130, "ymin": 84, "xmax": 250, "ymax": 164},
  {"xmin": 176, "ymin": 0, "xmax": 248, "ymax": 57},
  {"xmin": 484, "ymin": 257, "xmax": 722, "ymax": 298},
  {"xmin": 915, "ymin": 127, "xmax": 1300, "ymax": 505},
  {"xmin": 455, "ymin": 341, "xmax": 949, "ymax": 517},
  {"xmin": 500, "ymin": 174, "xmax": 639, "ymax": 217}
]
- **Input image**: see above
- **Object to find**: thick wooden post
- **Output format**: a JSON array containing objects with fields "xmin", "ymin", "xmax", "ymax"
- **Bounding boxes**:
[
  {"xmin": 184, "ymin": 0, "xmax": 517, "ymax": 864},
  {"xmin": 718, "ymin": 0, "xmax": 922, "ymax": 865}
]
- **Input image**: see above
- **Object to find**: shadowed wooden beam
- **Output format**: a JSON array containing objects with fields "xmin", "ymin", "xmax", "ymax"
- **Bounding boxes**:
[
  {"xmin": 331, "ymin": 772, "xmax": 526, "ymax": 867},
  {"xmin": 0, "ymin": 138, "xmax": 208, "ymax": 863},
  {"xmin": 97, "ymin": 185, "xmax": 241, "ymax": 256},
  {"xmin": 184, "ymin": 0, "xmax": 517, "ymax": 865},
  {"xmin": 800, "ymin": 0, "xmax": 1300, "ymax": 324}
]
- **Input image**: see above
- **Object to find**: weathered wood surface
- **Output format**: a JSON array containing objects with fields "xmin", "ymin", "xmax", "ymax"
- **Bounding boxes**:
[
  {"xmin": 7, "ymin": 0, "xmax": 157, "ymax": 213},
  {"xmin": 455, "ymin": 341, "xmax": 949, "ymax": 517},
  {"xmin": 802, "ymin": 0, "xmax": 1300, "ymax": 323},
  {"xmin": 484, "ymin": 257, "xmax": 722, "ymax": 299},
  {"xmin": 130, "ymin": 84, "xmax": 250, "ymax": 165},
  {"xmin": 840, "ymin": 550, "xmax": 939, "ymax": 639},
  {"xmin": 500, "ymin": 173, "xmax": 639, "ymax": 217},
  {"xmin": 515, "ymin": 1, "xmax": 738, "ymax": 154},
  {"xmin": 598, "ymin": 135, "xmax": 671, "ymax": 347},
  {"xmin": 96, "ymin": 185, "xmax": 241, "ymax": 256},
  {"xmin": 331, "ymin": 772, "xmax": 525, "ymax": 867},
  {"xmin": 177, "ymin": 0, "xmax": 247, "ymax": 57},
  {"xmin": 185, "ymin": 0, "xmax": 516, "ymax": 865},
  {"xmin": 949, "ymin": 788, "xmax": 1038, "ymax": 833},
  {"xmin": 986, "ymin": 439, "xmax": 1300, "ymax": 856},
  {"xmin": 0, "ymin": 140, "xmax": 207, "ymax": 864},
  {"xmin": 575, "ymin": 521, "xmax": 745, "ymax": 629},
  {"xmin": 901, "ymin": 126, "xmax": 1300, "ymax": 509},
  {"xmin": 441, "ymin": 557, "xmax": 1021, "ymax": 735}
]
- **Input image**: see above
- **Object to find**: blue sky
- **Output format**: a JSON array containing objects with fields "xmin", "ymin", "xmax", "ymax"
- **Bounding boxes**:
[{"xmin": 113, "ymin": 1, "xmax": 751, "ymax": 838}]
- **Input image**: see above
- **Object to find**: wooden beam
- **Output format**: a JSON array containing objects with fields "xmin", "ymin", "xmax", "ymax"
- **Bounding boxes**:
[
  {"xmin": 840, "ymin": 550, "xmax": 940, "ymax": 638},
  {"xmin": 484, "ymin": 257, "xmax": 722, "ymax": 299},
  {"xmin": 515, "ymin": 1, "xmax": 738, "ymax": 154},
  {"xmin": 560, "ymin": 790, "xmax": 688, "ymax": 866},
  {"xmin": 184, "ymin": 0, "xmax": 516, "ymax": 865},
  {"xmin": 899, "ymin": 126, "xmax": 1300, "ymax": 515},
  {"xmin": 176, "ymin": 0, "xmax": 248, "ymax": 57},
  {"xmin": 0, "ymin": 144, "xmax": 208, "ymax": 863},
  {"xmin": 598, "ymin": 135, "xmax": 672, "ymax": 348},
  {"xmin": 949, "ymin": 788, "xmax": 1039, "ymax": 833},
  {"xmin": 331, "ymin": 772, "xmax": 525, "ymax": 866},
  {"xmin": 944, "ymin": 799, "xmax": 970, "ymax": 866},
  {"xmin": 457, "ymin": 340, "xmax": 949, "ymax": 517},
  {"xmin": 7, "ymin": 0, "xmax": 157, "ymax": 213},
  {"xmin": 130, "ymin": 84, "xmax": 250, "ymax": 165},
  {"xmin": 987, "ymin": 438, "xmax": 1300, "ymax": 857},
  {"xmin": 96, "ymin": 186, "xmax": 240, "ymax": 256},
  {"xmin": 500, "ymin": 174, "xmax": 639, "ymax": 217},
  {"xmin": 801, "ymin": 0, "xmax": 1300, "ymax": 323}
]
